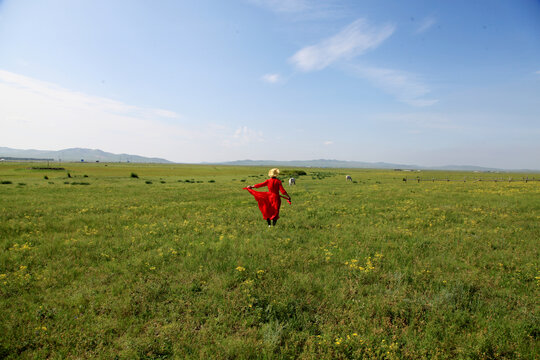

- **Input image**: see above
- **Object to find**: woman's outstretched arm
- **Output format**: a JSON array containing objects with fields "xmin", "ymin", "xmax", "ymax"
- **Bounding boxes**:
[
  {"xmin": 250, "ymin": 179, "xmax": 269, "ymax": 189},
  {"xmin": 278, "ymin": 181, "xmax": 290, "ymax": 198}
]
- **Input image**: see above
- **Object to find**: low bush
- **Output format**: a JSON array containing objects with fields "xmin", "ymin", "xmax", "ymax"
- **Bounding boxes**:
[{"xmin": 281, "ymin": 170, "xmax": 307, "ymax": 178}]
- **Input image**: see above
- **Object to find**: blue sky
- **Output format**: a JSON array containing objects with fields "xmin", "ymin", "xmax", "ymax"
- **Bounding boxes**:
[{"xmin": 1, "ymin": 0, "xmax": 539, "ymax": 168}]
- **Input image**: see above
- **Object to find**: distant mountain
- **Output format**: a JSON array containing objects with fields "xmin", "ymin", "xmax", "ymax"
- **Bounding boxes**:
[
  {"xmin": 2, "ymin": 148, "xmax": 536, "ymax": 171},
  {"xmin": 217, "ymin": 159, "xmax": 417, "ymax": 169},
  {"xmin": 0, "ymin": 147, "xmax": 172, "ymax": 163},
  {"xmin": 214, "ymin": 159, "xmax": 522, "ymax": 172}
]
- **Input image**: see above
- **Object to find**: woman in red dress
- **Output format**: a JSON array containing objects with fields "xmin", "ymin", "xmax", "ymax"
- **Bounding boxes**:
[{"xmin": 244, "ymin": 168, "xmax": 291, "ymax": 226}]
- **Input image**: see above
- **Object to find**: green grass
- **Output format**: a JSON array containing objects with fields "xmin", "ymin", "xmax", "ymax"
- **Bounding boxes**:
[{"xmin": 0, "ymin": 162, "xmax": 538, "ymax": 359}]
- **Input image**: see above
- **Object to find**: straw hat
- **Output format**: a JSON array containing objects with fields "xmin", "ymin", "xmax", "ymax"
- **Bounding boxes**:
[{"xmin": 268, "ymin": 168, "xmax": 280, "ymax": 177}]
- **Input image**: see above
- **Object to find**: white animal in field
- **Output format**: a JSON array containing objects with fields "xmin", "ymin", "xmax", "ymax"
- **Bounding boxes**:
[
  {"xmin": 288, "ymin": 178, "xmax": 296, "ymax": 186},
  {"xmin": 346, "ymin": 175, "xmax": 352, "ymax": 182}
]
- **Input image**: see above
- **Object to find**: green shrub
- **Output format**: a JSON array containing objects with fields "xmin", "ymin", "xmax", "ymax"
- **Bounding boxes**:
[
  {"xmin": 281, "ymin": 170, "xmax": 307, "ymax": 178},
  {"xmin": 1, "ymin": 180, "xmax": 12, "ymax": 184},
  {"xmin": 130, "ymin": 172, "xmax": 139, "ymax": 178}
]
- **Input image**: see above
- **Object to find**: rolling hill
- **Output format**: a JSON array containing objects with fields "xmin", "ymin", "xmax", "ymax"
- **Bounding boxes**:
[{"xmin": 0, "ymin": 147, "xmax": 172, "ymax": 163}]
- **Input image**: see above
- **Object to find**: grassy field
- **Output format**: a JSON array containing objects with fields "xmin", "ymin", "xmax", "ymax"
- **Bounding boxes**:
[{"xmin": 0, "ymin": 162, "xmax": 538, "ymax": 359}]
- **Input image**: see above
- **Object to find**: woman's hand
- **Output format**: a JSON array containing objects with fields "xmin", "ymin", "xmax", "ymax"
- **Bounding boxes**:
[{"xmin": 247, "ymin": 185, "xmax": 254, "ymax": 189}]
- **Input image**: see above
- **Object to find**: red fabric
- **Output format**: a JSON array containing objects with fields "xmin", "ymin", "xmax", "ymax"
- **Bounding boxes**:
[{"xmin": 244, "ymin": 178, "xmax": 290, "ymax": 220}]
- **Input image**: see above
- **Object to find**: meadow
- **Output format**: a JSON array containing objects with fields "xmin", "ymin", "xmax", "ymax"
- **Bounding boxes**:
[{"xmin": 0, "ymin": 162, "xmax": 538, "ymax": 359}]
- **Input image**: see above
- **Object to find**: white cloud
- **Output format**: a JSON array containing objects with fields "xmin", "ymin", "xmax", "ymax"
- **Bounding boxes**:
[
  {"xmin": 247, "ymin": 0, "xmax": 310, "ymax": 13},
  {"xmin": 535, "ymin": 70, "xmax": 540, "ymax": 75},
  {"xmin": 223, "ymin": 126, "xmax": 265, "ymax": 147},
  {"xmin": 261, "ymin": 73, "xmax": 282, "ymax": 84},
  {"xmin": 152, "ymin": 109, "xmax": 180, "ymax": 118},
  {"xmin": 0, "ymin": 70, "xmax": 264, "ymax": 162},
  {"xmin": 0, "ymin": 70, "xmax": 181, "ymax": 120},
  {"xmin": 289, "ymin": 18, "xmax": 395, "ymax": 72},
  {"xmin": 371, "ymin": 112, "xmax": 460, "ymax": 131},
  {"xmin": 286, "ymin": 17, "xmax": 436, "ymax": 108},
  {"xmin": 352, "ymin": 66, "xmax": 438, "ymax": 107},
  {"xmin": 415, "ymin": 16, "xmax": 436, "ymax": 34},
  {"xmin": 323, "ymin": 140, "xmax": 333, "ymax": 145}
]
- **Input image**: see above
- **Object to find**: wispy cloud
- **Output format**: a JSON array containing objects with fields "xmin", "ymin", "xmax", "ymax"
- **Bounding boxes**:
[
  {"xmin": 535, "ymin": 70, "xmax": 540, "ymax": 75},
  {"xmin": 289, "ymin": 19, "xmax": 395, "ymax": 72},
  {"xmin": 0, "ymin": 70, "xmax": 264, "ymax": 162},
  {"xmin": 0, "ymin": 70, "xmax": 180, "ymax": 120},
  {"xmin": 352, "ymin": 66, "xmax": 438, "ymax": 107},
  {"xmin": 223, "ymin": 126, "xmax": 264, "ymax": 147},
  {"xmin": 261, "ymin": 73, "xmax": 282, "ymax": 84},
  {"xmin": 247, "ymin": 0, "xmax": 348, "ymax": 19},
  {"xmin": 323, "ymin": 140, "xmax": 333, "ymax": 145},
  {"xmin": 286, "ymin": 17, "xmax": 436, "ymax": 107},
  {"xmin": 246, "ymin": 0, "xmax": 309, "ymax": 13},
  {"xmin": 371, "ymin": 112, "xmax": 461, "ymax": 131},
  {"xmin": 152, "ymin": 109, "xmax": 180, "ymax": 118},
  {"xmin": 415, "ymin": 16, "xmax": 436, "ymax": 34}
]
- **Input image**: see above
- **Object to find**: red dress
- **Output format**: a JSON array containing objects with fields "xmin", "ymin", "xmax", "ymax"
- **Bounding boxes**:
[{"xmin": 244, "ymin": 178, "xmax": 290, "ymax": 220}]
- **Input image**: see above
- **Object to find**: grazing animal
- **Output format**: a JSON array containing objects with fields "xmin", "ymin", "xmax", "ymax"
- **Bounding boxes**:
[
  {"xmin": 346, "ymin": 175, "xmax": 352, "ymax": 182},
  {"xmin": 288, "ymin": 178, "xmax": 296, "ymax": 186}
]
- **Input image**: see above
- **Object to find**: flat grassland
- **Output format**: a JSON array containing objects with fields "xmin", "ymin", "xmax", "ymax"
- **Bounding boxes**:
[{"xmin": 0, "ymin": 163, "xmax": 538, "ymax": 359}]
